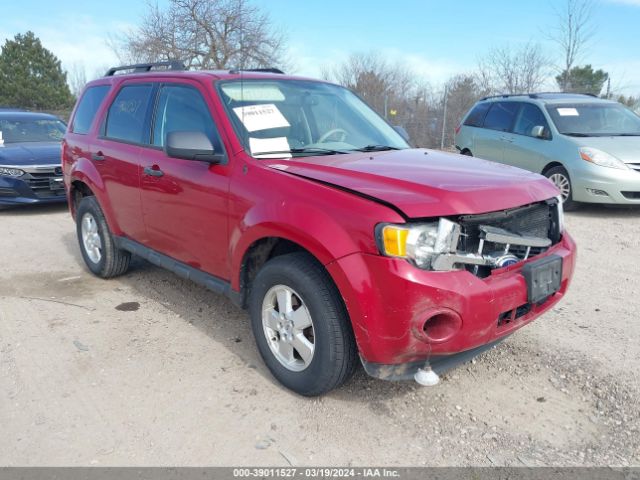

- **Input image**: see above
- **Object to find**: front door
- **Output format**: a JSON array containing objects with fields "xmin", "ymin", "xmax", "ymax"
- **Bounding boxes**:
[{"xmin": 139, "ymin": 82, "xmax": 231, "ymax": 279}]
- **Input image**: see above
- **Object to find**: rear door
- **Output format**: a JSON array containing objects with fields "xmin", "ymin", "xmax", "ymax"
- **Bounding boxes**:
[
  {"xmin": 473, "ymin": 101, "xmax": 520, "ymax": 163},
  {"xmin": 90, "ymin": 82, "xmax": 155, "ymax": 240},
  {"xmin": 139, "ymin": 81, "xmax": 231, "ymax": 278},
  {"xmin": 502, "ymin": 103, "xmax": 554, "ymax": 172}
]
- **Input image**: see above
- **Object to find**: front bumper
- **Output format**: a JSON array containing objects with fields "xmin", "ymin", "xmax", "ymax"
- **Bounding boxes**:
[
  {"xmin": 0, "ymin": 171, "xmax": 66, "ymax": 206},
  {"xmin": 571, "ymin": 163, "xmax": 640, "ymax": 204},
  {"xmin": 326, "ymin": 232, "xmax": 576, "ymax": 378}
]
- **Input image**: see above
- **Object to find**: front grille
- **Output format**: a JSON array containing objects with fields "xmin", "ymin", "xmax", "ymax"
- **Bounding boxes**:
[
  {"xmin": 456, "ymin": 201, "xmax": 560, "ymax": 277},
  {"xmin": 22, "ymin": 168, "xmax": 65, "ymax": 198},
  {"xmin": 628, "ymin": 163, "xmax": 640, "ymax": 172}
]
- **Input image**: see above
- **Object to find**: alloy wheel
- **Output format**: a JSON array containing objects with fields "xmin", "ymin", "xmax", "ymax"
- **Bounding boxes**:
[
  {"xmin": 261, "ymin": 284, "xmax": 315, "ymax": 372},
  {"xmin": 549, "ymin": 173, "xmax": 571, "ymax": 202},
  {"xmin": 81, "ymin": 212, "xmax": 102, "ymax": 263}
]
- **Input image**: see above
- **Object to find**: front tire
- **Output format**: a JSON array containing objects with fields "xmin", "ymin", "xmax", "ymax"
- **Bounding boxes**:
[
  {"xmin": 545, "ymin": 166, "xmax": 577, "ymax": 210},
  {"xmin": 76, "ymin": 196, "xmax": 130, "ymax": 278},
  {"xmin": 248, "ymin": 252, "xmax": 357, "ymax": 396}
]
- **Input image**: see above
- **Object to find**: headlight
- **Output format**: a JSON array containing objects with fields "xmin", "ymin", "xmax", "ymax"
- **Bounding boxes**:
[
  {"xmin": 378, "ymin": 218, "xmax": 460, "ymax": 269},
  {"xmin": 579, "ymin": 147, "xmax": 628, "ymax": 170},
  {"xmin": 0, "ymin": 166, "xmax": 25, "ymax": 177}
]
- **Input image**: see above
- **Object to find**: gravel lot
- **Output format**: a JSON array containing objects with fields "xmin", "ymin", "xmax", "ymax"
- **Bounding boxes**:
[{"xmin": 1, "ymin": 203, "xmax": 639, "ymax": 466}]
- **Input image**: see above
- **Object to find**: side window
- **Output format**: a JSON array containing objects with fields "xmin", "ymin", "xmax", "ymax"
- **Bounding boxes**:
[
  {"xmin": 483, "ymin": 102, "xmax": 520, "ymax": 132},
  {"xmin": 105, "ymin": 84, "xmax": 154, "ymax": 144},
  {"xmin": 152, "ymin": 85, "xmax": 223, "ymax": 152},
  {"xmin": 513, "ymin": 103, "xmax": 550, "ymax": 137},
  {"xmin": 463, "ymin": 102, "xmax": 491, "ymax": 127},
  {"xmin": 71, "ymin": 85, "xmax": 110, "ymax": 135}
]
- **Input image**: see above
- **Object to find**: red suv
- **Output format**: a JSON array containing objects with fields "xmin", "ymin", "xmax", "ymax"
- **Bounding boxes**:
[{"xmin": 63, "ymin": 62, "xmax": 576, "ymax": 396}]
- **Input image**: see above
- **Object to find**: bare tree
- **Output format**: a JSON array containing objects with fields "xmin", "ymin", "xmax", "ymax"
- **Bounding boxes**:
[
  {"xmin": 549, "ymin": 0, "xmax": 595, "ymax": 90},
  {"xmin": 477, "ymin": 43, "xmax": 550, "ymax": 94},
  {"xmin": 67, "ymin": 62, "xmax": 87, "ymax": 98},
  {"xmin": 440, "ymin": 75, "xmax": 489, "ymax": 148},
  {"xmin": 324, "ymin": 52, "xmax": 448, "ymax": 147},
  {"xmin": 112, "ymin": 0, "xmax": 287, "ymax": 70}
]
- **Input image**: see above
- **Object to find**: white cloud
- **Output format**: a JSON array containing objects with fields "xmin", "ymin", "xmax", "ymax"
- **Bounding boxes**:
[
  {"xmin": 0, "ymin": 13, "xmax": 135, "ymax": 82},
  {"xmin": 604, "ymin": 0, "xmax": 640, "ymax": 5}
]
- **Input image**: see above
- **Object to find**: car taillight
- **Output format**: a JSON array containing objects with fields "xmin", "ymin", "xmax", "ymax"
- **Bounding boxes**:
[{"xmin": 454, "ymin": 125, "xmax": 461, "ymax": 135}]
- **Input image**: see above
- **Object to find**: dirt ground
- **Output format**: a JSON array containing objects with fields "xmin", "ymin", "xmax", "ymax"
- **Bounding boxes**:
[{"xmin": 1, "ymin": 203, "xmax": 639, "ymax": 466}]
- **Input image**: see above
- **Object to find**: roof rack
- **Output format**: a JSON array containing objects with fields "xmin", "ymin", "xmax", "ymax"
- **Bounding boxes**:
[
  {"xmin": 481, "ymin": 92, "xmax": 599, "ymax": 101},
  {"xmin": 228, "ymin": 68, "xmax": 285, "ymax": 75},
  {"xmin": 105, "ymin": 61, "xmax": 186, "ymax": 77}
]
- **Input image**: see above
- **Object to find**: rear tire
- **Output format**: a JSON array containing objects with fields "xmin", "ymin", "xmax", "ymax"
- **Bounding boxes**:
[
  {"xmin": 545, "ymin": 166, "xmax": 577, "ymax": 211},
  {"xmin": 76, "ymin": 196, "xmax": 130, "ymax": 278},
  {"xmin": 461, "ymin": 149, "xmax": 473, "ymax": 156},
  {"xmin": 248, "ymin": 252, "xmax": 357, "ymax": 396}
]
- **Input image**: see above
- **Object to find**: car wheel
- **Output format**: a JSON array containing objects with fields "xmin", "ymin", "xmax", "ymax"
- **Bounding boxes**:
[
  {"xmin": 545, "ymin": 166, "xmax": 577, "ymax": 211},
  {"xmin": 248, "ymin": 252, "xmax": 357, "ymax": 396},
  {"xmin": 76, "ymin": 196, "xmax": 131, "ymax": 278},
  {"xmin": 461, "ymin": 149, "xmax": 473, "ymax": 156}
]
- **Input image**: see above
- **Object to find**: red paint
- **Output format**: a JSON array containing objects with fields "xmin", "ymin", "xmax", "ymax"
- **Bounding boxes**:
[{"xmin": 63, "ymin": 70, "xmax": 577, "ymax": 368}]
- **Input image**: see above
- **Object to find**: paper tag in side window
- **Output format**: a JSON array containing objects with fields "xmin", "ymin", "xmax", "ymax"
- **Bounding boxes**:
[
  {"xmin": 233, "ymin": 104, "xmax": 290, "ymax": 132},
  {"xmin": 557, "ymin": 108, "xmax": 579, "ymax": 117}
]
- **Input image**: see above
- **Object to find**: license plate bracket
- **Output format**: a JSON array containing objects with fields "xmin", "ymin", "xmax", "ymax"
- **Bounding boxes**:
[{"xmin": 521, "ymin": 254, "xmax": 562, "ymax": 304}]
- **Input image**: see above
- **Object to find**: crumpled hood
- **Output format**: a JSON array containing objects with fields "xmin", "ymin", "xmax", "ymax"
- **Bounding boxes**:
[
  {"xmin": 267, "ymin": 148, "xmax": 558, "ymax": 218},
  {"xmin": 571, "ymin": 136, "xmax": 640, "ymax": 163},
  {"xmin": 0, "ymin": 142, "xmax": 61, "ymax": 166}
]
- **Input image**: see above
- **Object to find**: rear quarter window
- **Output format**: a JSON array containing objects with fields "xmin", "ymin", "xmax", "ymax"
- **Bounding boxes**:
[
  {"xmin": 463, "ymin": 102, "xmax": 491, "ymax": 127},
  {"xmin": 71, "ymin": 85, "xmax": 110, "ymax": 135}
]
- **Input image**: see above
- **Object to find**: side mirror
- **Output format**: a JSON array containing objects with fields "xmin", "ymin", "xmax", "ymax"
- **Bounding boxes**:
[
  {"xmin": 393, "ymin": 125, "xmax": 410, "ymax": 142},
  {"xmin": 165, "ymin": 131, "xmax": 222, "ymax": 163},
  {"xmin": 531, "ymin": 125, "xmax": 548, "ymax": 139}
]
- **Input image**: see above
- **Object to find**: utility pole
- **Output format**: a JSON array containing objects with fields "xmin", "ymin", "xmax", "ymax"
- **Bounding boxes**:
[{"xmin": 440, "ymin": 85, "xmax": 448, "ymax": 150}]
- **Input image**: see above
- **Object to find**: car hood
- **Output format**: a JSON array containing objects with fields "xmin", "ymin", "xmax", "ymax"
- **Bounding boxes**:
[
  {"xmin": 266, "ymin": 148, "xmax": 558, "ymax": 218},
  {"xmin": 0, "ymin": 142, "xmax": 61, "ymax": 166},
  {"xmin": 572, "ymin": 136, "xmax": 640, "ymax": 163}
]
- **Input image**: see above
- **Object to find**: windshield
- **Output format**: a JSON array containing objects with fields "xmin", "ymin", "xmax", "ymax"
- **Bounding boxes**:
[
  {"xmin": 0, "ymin": 117, "xmax": 66, "ymax": 144},
  {"xmin": 217, "ymin": 79, "xmax": 409, "ymax": 158},
  {"xmin": 546, "ymin": 103, "xmax": 640, "ymax": 137}
]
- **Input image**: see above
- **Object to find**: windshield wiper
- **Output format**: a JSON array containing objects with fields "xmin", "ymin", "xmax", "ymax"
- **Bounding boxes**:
[
  {"xmin": 354, "ymin": 145, "xmax": 401, "ymax": 152},
  {"xmin": 562, "ymin": 132, "xmax": 592, "ymax": 137},
  {"xmin": 252, "ymin": 147, "xmax": 348, "ymax": 157}
]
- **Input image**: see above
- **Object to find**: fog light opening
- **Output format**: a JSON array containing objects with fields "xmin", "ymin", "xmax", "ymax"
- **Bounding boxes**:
[
  {"xmin": 422, "ymin": 310, "xmax": 461, "ymax": 343},
  {"xmin": 586, "ymin": 188, "xmax": 609, "ymax": 197}
]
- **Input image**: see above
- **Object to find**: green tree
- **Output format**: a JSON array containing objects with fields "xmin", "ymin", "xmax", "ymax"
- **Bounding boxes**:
[
  {"xmin": 0, "ymin": 31, "xmax": 73, "ymax": 110},
  {"xmin": 556, "ymin": 64, "xmax": 608, "ymax": 95}
]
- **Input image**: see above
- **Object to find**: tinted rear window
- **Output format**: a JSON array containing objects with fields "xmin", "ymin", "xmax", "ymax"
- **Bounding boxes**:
[
  {"xmin": 105, "ymin": 84, "xmax": 154, "ymax": 144},
  {"xmin": 463, "ymin": 102, "xmax": 491, "ymax": 127},
  {"xmin": 72, "ymin": 85, "xmax": 110, "ymax": 135},
  {"xmin": 483, "ymin": 102, "xmax": 520, "ymax": 132}
]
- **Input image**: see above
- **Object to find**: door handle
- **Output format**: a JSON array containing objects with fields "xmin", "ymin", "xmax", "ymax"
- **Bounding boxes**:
[
  {"xmin": 92, "ymin": 151, "xmax": 105, "ymax": 161},
  {"xmin": 500, "ymin": 136, "xmax": 514, "ymax": 143},
  {"xmin": 143, "ymin": 165, "xmax": 164, "ymax": 177}
]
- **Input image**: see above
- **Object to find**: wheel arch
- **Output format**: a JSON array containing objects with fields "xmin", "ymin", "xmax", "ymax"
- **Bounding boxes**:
[{"xmin": 541, "ymin": 161, "xmax": 566, "ymax": 176}]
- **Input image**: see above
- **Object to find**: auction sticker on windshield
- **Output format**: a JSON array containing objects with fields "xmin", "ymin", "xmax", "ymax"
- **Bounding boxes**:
[
  {"xmin": 557, "ymin": 108, "xmax": 579, "ymax": 116},
  {"xmin": 233, "ymin": 104, "xmax": 290, "ymax": 132}
]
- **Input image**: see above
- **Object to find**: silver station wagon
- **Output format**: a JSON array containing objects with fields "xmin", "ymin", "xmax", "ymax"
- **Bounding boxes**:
[{"xmin": 455, "ymin": 93, "xmax": 640, "ymax": 209}]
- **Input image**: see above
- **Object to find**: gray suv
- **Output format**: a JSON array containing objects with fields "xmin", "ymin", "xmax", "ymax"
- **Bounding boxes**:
[{"xmin": 455, "ymin": 93, "xmax": 640, "ymax": 209}]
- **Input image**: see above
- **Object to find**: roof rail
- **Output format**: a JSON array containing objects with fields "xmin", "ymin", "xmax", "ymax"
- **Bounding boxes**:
[
  {"xmin": 228, "ymin": 68, "xmax": 285, "ymax": 75},
  {"xmin": 105, "ymin": 61, "xmax": 186, "ymax": 77},
  {"xmin": 479, "ymin": 93, "xmax": 529, "ymax": 101}
]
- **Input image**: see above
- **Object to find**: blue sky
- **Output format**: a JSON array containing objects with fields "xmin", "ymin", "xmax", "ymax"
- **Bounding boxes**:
[{"xmin": 1, "ymin": 0, "xmax": 639, "ymax": 93}]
